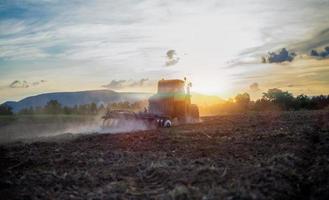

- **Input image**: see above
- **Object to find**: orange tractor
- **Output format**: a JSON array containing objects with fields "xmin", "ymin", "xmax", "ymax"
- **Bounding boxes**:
[{"xmin": 102, "ymin": 78, "xmax": 199, "ymax": 128}]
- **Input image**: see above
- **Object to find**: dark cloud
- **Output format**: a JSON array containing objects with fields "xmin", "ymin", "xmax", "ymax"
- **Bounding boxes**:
[
  {"xmin": 9, "ymin": 80, "xmax": 29, "ymax": 88},
  {"xmin": 165, "ymin": 49, "xmax": 180, "ymax": 66},
  {"xmin": 102, "ymin": 80, "xmax": 126, "ymax": 89},
  {"xmin": 102, "ymin": 78, "xmax": 153, "ymax": 90},
  {"xmin": 32, "ymin": 81, "xmax": 40, "ymax": 86},
  {"xmin": 239, "ymin": 27, "xmax": 329, "ymax": 65},
  {"xmin": 9, "ymin": 80, "xmax": 47, "ymax": 88},
  {"xmin": 129, "ymin": 78, "xmax": 149, "ymax": 87},
  {"xmin": 249, "ymin": 82, "xmax": 260, "ymax": 92},
  {"xmin": 140, "ymin": 78, "xmax": 149, "ymax": 85},
  {"xmin": 262, "ymin": 48, "xmax": 296, "ymax": 63},
  {"xmin": 310, "ymin": 46, "xmax": 329, "ymax": 58}
]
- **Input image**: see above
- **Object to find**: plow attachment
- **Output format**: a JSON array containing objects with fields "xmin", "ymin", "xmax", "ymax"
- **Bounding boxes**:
[{"xmin": 102, "ymin": 110, "xmax": 172, "ymax": 129}]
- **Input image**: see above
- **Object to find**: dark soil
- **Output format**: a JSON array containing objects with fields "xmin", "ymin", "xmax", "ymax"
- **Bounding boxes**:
[{"xmin": 1, "ymin": 111, "xmax": 329, "ymax": 200}]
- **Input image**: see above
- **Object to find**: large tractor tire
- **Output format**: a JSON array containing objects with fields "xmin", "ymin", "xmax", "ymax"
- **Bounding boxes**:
[
  {"xmin": 163, "ymin": 119, "xmax": 172, "ymax": 128},
  {"xmin": 157, "ymin": 117, "xmax": 172, "ymax": 128}
]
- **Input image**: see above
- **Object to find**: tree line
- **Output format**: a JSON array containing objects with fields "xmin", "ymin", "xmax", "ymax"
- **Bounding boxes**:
[
  {"xmin": 1, "ymin": 88, "xmax": 329, "ymax": 116},
  {"xmin": 199, "ymin": 88, "xmax": 329, "ymax": 115},
  {"xmin": 0, "ymin": 100, "xmax": 148, "ymax": 115}
]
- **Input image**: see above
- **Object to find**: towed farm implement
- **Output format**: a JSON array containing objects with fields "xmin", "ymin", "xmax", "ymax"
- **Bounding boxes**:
[{"xmin": 102, "ymin": 78, "xmax": 199, "ymax": 128}]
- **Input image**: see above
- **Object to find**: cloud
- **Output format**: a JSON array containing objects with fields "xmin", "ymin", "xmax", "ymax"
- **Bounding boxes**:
[
  {"xmin": 262, "ymin": 48, "xmax": 296, "ymax": 63},
  {"xmin": 32, "ymin": 80, "xmax": 47, "ymax": 86},
  {"xmin": 286, "ymin": 84, "xmax": 302, "ymax": 88},
  {"xmin": 8, "ymin": 80, "xmax": 47, "ymax": 88},
  {"xmin": 165, "ymin": 50, "xmax": 180, "ymax": 66},
  {"xmin": 102, "ymin": 78, "xmax": 153, "ymax": 90},
  {"xmin": 9, "ymin": 80, "xmax": 29, "ymax": 88},
  {"xmin": 32, "ymin": 81, "xmax": 40, "ymax": 86},
  {"xmin": 129, "ymin": 78, "xmax": 149, "ymax": 87},
  {"xmin": 240, "ymin": 26, "xmax": 329, "ymax": 65},
  {"xmin": 102, "ymin": 80, "xmax": 126, "ymax": 89},
  {"xmin": 0, "ymin": 0, "xmax": 148, "ymax": 61},
  {"xmin": 249, "ymin": 82, "xmax": 260, "ymax": 92},
  {"xmin": 291, "ymin": 27, "xmax": 329, "ymax": 53},
  {"xmin": 310, "ymin": 46, "xmax": 329, "ymax": 58}
]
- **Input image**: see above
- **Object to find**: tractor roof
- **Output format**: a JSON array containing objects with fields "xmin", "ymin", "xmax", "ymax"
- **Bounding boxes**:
[
  {"xmin": 158, "ymin": 79, "xmax": 185, "ymax": 93},
  {"xmin": 158, "ymin": 79, "xmax": 185, "ymax": 84}
]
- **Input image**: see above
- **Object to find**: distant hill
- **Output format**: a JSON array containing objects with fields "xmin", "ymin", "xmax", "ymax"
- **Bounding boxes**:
[
  {"xmin": 2, "ymin": 90, "xmax": 224, "ymax": 113},
  {"xmin": 3, "ymin": 90, "xmax": 152, "ymax": 113}
]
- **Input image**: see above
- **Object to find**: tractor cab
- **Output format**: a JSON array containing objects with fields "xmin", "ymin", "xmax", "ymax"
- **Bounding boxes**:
[{"xmin": 148, "ymin": 79, "xmax": 199, "ymax": 122}]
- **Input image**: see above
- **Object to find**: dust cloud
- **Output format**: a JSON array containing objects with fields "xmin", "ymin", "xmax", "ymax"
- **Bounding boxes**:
[
  {"xmin": 63, "ymin": 118, "xmax": 151, "ymax": 135},
  {"xmin": 0, "ymin": 115, "xmax": 151, "ymax": 144}
]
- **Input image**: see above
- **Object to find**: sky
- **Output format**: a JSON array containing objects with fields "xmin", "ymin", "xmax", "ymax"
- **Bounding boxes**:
[{"xmin": 1, "ymin": 0, "xmax": 329, "ymax": 103}]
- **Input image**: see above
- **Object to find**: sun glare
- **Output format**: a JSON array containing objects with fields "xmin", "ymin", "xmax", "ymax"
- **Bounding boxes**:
[{"xmin": 191, "ymin": 72, "xmax": 233, "ymax": 98}]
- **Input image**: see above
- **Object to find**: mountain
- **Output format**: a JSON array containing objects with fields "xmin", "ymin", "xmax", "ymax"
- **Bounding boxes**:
[
  {"xmin": 3, "ymin": 90, "xmax": 152, "ymax": 113},
  {"xmin": 2, "ymin": 90, "xmax": 224, "ymax": 113}
]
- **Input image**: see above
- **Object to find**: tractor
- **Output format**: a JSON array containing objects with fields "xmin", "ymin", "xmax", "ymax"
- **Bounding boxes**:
[{"xmin": 102, "ymin": 78, "xmax": 199, "ymax": 128}]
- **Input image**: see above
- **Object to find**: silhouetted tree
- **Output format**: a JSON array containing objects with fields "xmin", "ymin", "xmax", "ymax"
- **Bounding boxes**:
[
  {"xmin": 295, "ymin": 94, "xmax": 311, "ymax": 110},
  {"xmin": 235, "ymin": 93, "xmax": 250, "ymax": 111},
  {"xmin": 253, "ymin": 98, "xmax": 274, "ymax": 111},
  {"xmin": 0, "ymin": 104, "xmax": 13, "ymax": 115},
  {"xmin": 98, "ymin": 104, "xmax": 105, "ymax": 113},
  {"xmin": 263, "ymin": 88, "xmax": 294, "ymax": 110},
  {"xmin": 18, "ymin": 106, "xmax": 34, "ymax": 115},
  {"xmin": 44, "ymin": 100, "xmax": 62, "ymax": 114},
  {"xmin": 90, "ymin": 103, "xmax": 97, "ymax": 114},
  {"xmin": 310, "ymin": 95, "xmax": 329, "ymax": 109},
  {"xmin": 34, "ymin": 106, "xmax": 43, "ymax": 114},
  {"xmin": 63, "ymin": 106, "xmax": 72, "ymax": 115}
]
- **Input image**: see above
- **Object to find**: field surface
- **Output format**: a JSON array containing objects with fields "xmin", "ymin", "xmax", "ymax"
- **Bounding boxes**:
[{"xmin": 1, "ymin": 111, "xmax": 329, "ymax": 199}]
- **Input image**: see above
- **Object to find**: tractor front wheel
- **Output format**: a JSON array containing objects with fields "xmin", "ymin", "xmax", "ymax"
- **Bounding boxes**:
[
  {"xmin": 163, "ymin": 119, "xmax": 172, "ymax": 128},
  {"xmin": 157, "ymin": 118, "xmax": 172, "ymax": 128}
]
